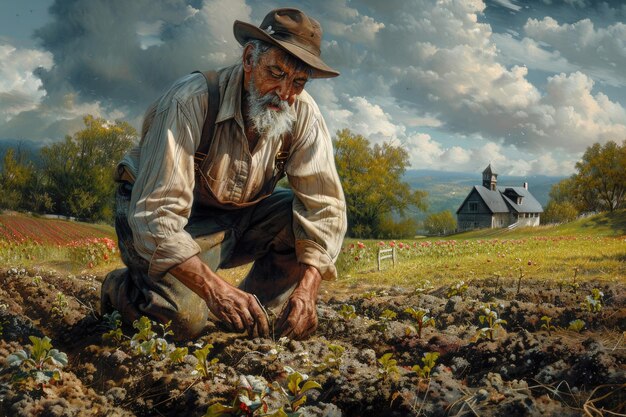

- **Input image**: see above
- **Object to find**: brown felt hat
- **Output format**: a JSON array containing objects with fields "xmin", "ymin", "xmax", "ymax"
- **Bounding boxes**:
[{"xmin": 234, "ymin": 8, "xmax": 339, "ymax": 78}]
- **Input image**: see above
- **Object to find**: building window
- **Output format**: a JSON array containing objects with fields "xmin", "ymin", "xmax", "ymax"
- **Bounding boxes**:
[{"xmin": 469, "ymin": 202, "xmax": 478, "ymax": 212}]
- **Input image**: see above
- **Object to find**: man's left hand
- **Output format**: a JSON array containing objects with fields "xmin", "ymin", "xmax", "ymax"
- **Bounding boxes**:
[{"xmin": 275, "ymin": 266, "xmax": 322, "ymax": 340}]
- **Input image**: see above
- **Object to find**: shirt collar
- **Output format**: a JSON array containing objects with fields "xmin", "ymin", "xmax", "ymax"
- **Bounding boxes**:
[{"xmin": 216, "ymin": 64, "xmax": 244, "ymax": 126}]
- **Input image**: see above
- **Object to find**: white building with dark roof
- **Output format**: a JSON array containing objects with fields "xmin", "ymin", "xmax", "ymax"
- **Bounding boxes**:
[{"xmin": 456, "ymin": 165, "xmax": 544, "ymax": 231}]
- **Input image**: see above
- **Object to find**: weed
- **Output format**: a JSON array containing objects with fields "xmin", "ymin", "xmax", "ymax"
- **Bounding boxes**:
[
  {"xmin": 169, "ymin": 347, "xmax": 189, "ymax": 364},
  {"xmin": 377, "ymin": 352, "xmax": 399, "ymax": 381},
  {"xmin": 412, "ymin": 352, "xmax": 440, "ymax": 379},
  {"xmin": 338, "ymin": 304, "xmax": 357, "ymax": 321},
  {"xmin": 568, "ymin": 319, "xmax": 586, "ymax": 333},
  {"xmin": 361, "ymin": 290, "xmax": 377, "ymax": 300},
  {"xmin": 540, "ymin": 316, "xmax": 557, "ymax": 336},
  {"xmin": 31, "ymin": 275, "xmax": 42, "ymax": 286},
  {"xmin": 6, "ymin": 335, "xmax": 68, "ymax": 391},
  {"xmin": 476, "ymin": 303, "xmax": 507, "ymax": 341},
  {"xmin": 403, "ymin": 307, "xmax": 435, "ymax": 338},
  {"xmin": 101, "ymin": 310, "xmax": 125, "ymax": 346},
  {"xmin": 584, "ymin": 288, "xmax": 604, "ymax": 313}
]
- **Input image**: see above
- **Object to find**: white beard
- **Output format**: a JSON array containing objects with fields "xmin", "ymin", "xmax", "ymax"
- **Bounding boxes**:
[{"xmin": 247, "ymin": 76, "xmax": 295, "ymax": 141}]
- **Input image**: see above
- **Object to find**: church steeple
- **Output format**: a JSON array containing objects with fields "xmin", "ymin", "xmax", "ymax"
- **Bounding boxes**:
[{"xmin": 482, "ymin": 164, "xmax": 497, "ymax": 191}]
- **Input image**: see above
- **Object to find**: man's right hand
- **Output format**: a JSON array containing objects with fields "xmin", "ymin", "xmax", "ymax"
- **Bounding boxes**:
[{"xmin": 170, "ymin": 256, "xmax": 270, "ymax": 338}]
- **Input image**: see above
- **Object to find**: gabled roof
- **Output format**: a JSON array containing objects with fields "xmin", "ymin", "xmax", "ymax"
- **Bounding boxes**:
[
  {"xmin": 498, "ymin": 186, "xmax": 543, "ymax": 213},
  {"xmin": 457, "ymin": 185, "xmax": 544, "ymax": 214}
]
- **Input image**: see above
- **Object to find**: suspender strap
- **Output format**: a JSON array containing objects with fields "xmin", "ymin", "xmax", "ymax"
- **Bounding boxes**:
[{"xmin": 192, "ymin": 70, "xmax": 220, "ymax": 163}]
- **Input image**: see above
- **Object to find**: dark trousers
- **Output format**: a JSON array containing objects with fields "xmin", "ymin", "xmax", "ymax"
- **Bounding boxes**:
[{"xmin": 101, "ymin": 183, "xmax": 303, "ymax": 339}]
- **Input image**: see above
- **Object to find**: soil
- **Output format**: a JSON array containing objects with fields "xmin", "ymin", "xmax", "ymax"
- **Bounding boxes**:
[{"xmin": 0, "ymin": 266, "xmax": 624, "ymax": 416}]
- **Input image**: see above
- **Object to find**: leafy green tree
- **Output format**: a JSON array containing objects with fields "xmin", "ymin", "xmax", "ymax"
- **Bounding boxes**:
[
  {"xmin": 542, "ymin": 200, "xmax": 578, "ymax": 224},
  {"xmin": 424, "ymin": 210, "xmax": 457, "ymax": 236},
  {"xmin": 572, "ymin": 140, "xmax": 625, "ymax": 212},
  {"xmin": 0, "ymin": 148, "xmax": 35, "ymax": 211},
  {"xmin": 334, "ymin": 129, "xmax": 427, "ymax": 238},
  {"xmin": 40, "ymin": 115, "xmax": 137, "ymax": 221}
]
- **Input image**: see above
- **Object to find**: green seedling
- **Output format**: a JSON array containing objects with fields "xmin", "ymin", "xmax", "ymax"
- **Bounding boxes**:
[
  {"xmin": 374, "ymin": 309, "xmax": 397, "ymax": 333},
  {"xmin": 414, "ymin": 280, "xmax": 434, "ymax": 294},
  {"xmin": 284, "ymin": 368, "xmax": 323, "ymax": 412},
  {"xmin": 584, "ymin": 288, "xmax": 604, "ymax": 313},
  {"xmin": 315, "ymin": 343, "xmax": 345, "ymax": 373},
  {"xmin": 361, "ymin": 290, "xmax": 377, "ymax": 300},
  {"xmin": 130, "ymin": 316, "xmax": 172, "ymax": 360},
  {"xmin": 476, "ymin": 304, "xmax": 507, "ymax": 341},
  {"xmin": 50, "ymin": 292, "xmax": 68, "ymax": 318},
  {"xmin": 31, "ymin": 275, "xmax": 42, "ymax": 286},
  {"xmin": 412, "ymin": 351, "xmax": 440, "ymax": 379},
  {"xmin": 377, "ymin": 353, "xmax": 399, "ymax": 381},
  {"xmin": 540, "ymin": 316, "xmax": 557, "ymax": 336},
  {"xmin": 169, "ymin": 347, "xmax": 189, "ymax": 364},
  {"xmin": 568, "ymin": 319, "xmax": 585, "ymax": 333},
  {"xmin": 338, "ymin": 304, "xmax": 357, "ymax": 321},
  {"xmin": 446, "ymin": 280, "xmax": 468, "ymax": 299},
  {"xmin": 102, "ymin": 310, "xmax": 125, "ymax": 345},
  {"xmin": 403, "ymin": 307, "xmax": 435, "ymax": 338},
  {"xmin": 6, "ymin": 335, "xmax": 68, "ymax": 391},
  {"xmin": 193, "ymin": 342, "xmax": 219, "ymax": 378}
]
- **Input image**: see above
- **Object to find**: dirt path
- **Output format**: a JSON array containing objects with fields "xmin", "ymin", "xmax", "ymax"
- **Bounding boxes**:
[{"xmin": 0, "ymin": 267, "xmax": 624, "ymax": 416}]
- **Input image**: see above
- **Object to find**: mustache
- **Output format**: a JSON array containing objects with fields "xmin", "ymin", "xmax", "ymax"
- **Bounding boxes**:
[{"xmin": 257, "ymin": 92, "xmax": 290, "ymax": 112}]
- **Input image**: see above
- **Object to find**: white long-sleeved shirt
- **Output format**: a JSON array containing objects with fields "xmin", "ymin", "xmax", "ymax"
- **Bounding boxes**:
[{"xmin": 117, "ymin": 64, "xmax": 347, "ymax": 280}]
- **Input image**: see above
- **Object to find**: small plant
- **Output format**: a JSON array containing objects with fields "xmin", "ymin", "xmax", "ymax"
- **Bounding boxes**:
[
  {"xmin": 476, "ymin": 304, "xmax": 507, "ymax": 341},
  {"xmin": 31, "ymin": 275, "xmax": 43, "ymax": 286},
  {"xmin": 361, "ymin": 290, "xmax": 377, "ymax": 300},
  {"xmin": 50, "ymin": 292, "xmax": 69, "ymax": 318},
  {"xmin": 568, "ymin": 319, "xmax": 585, "ymax": 333},
  {"xmin": 192, "ymin": 342, "xmax": 219, "ymax": 378},
  {"xmin": 584, "ymin": 288, "xmax": 604, "ymax": 313},
  {"xmin": 101, "ymin": 310, "xmax": 125, "ymax": 345},
  {"xmin": 169, "ymin": 347, "xmax": 189, "ymax": 364},
  {"xmin": 6, "ymin": 335, "xmax": 68, "ymax": 391},
  {"xmin": 412, "ymin": 352, "xmax": 440, "ymax": 379},
  {"xmin": 403, "ymin": 307, "xmax": 435, "ymax": 338},
  {"xmin": 414, "ymin": 280, "xmax": 434, "ymax": 294},
  {"xmin": 374, "ymin": 309, "xmax": 397, "ymax": 333},
  {"xmin": 315, "ymin": 343, "xmax": 345, "ymax": 373},
  {"xmin": 377, "ymin": 352, "xmax": 399, "ymax": 381},
  {"xmin": 540, "ymin": 316, "xmax": 557, "ymax": 336},
  {"xmin": 446, "ymin": 280, "xmax": 468, "ymax": 299},
  {"xmin": 338, "ymin": 304, "xmax": 357, "ymax": 321},
  {"xmin": 130, "ymin": 316, "xmax": 172, "ymax": 360},
  {"xmin": 205, "ymin": 368, "xmax": 321, "ymax": 417}
]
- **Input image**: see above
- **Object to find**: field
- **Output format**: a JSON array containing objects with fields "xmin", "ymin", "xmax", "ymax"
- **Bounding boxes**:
[{"xmin": 0, "ymin": 211, "xmax": 624, "ymax": 416}]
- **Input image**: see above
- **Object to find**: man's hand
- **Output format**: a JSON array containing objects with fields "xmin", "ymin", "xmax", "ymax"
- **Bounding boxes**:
[
  {"xmin": 170, "ymin": 256, "xmax": 270, "ymax": 337},
  {"xmin": 275, "ymin": 266, "xmax": 322, "ymax": 340}
]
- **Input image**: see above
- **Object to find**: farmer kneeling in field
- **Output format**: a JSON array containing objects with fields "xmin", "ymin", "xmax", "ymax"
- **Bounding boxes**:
[{"xmin": 101, "ymin": 8, "xmax": 347, "ymax": 341}]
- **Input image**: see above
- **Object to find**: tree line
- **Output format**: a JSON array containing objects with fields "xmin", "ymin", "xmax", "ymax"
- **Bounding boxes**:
[
  {"xmin": 0, "ymin": 116, "xmax": 136, "ymax": 222},
  {"xmin": 543, "ymin": 140, "xmax": 626, "ymax": 223}
]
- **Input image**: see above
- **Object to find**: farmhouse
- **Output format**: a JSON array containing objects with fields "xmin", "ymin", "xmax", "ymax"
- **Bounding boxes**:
[{"xmin": 456, "ymin": 164, "xmax": 543, "ymax": 231}]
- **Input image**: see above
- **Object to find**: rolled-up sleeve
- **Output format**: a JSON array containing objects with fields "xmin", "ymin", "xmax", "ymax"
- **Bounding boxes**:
[
  {"xmin": 128, "ymin": 78, "xmax": 205, "ymax": 278},
  {"xmin": 288, "ymin": 114, "xmax": 348, "ymax": 280}
]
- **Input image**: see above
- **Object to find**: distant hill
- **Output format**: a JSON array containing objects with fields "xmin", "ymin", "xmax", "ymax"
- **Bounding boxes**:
[{"xmin": 404, "ymin": 169, "xmax": 566, "ymax": 220}]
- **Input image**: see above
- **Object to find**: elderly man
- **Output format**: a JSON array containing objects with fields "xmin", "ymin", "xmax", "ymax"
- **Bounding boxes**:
[{"xmin": 101, "ymin": 8, "xmax": 347, "ymax": 341}]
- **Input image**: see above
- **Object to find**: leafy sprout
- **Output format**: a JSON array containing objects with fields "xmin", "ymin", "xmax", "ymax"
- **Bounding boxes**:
[
  {"xmin": 6, "ymin": 335, "xmax": 68, "ymax": 391},
  {"xmin": 412, "ymin": 352, "xmax": 440, "ymax": 379}
]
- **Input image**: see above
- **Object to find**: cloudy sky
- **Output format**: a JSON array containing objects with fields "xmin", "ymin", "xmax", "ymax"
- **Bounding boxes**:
[{"xmin": 1, "ymin": 0, "xmax": 625, "ymax": 176}]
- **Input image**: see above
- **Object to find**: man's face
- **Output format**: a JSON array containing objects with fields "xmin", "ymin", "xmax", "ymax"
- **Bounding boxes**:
[
  {"xmin": 248, "ymin": 47, "xmax": 309, "ymax": 107},
  {"xmin": 243, "ymin": 46, "xmax": 309, "ymax": 139}
]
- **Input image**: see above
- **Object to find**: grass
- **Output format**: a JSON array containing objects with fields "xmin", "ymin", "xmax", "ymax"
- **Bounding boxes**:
[
  {"xmin": 335, "ymin": 211, "xmax": 626, "ymax": 290},
  {"xmin": 1, "ymin": 210, "xmax": 624, "ymax": 289}
]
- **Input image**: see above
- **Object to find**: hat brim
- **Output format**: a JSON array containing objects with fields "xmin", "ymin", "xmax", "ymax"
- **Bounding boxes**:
[{"xmin": 234, "ymin": 20, "xmax": 339, "ymax": 79}]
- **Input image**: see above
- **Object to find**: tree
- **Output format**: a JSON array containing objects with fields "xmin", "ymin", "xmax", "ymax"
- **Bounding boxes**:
[
  {"xmin": 40, "ymin": 115, "xmax": 137, "ymax": 221},
  {"xmin": 334, "ymin": 129, "xmax": 427, "ymax": 238},
  {"xmin": 542, "ymin": 200, "xmax": 578, "ymax": 224},
  {"xmin": 424, "ymin": 210, "xmax": 457, "ymax": 236},
  {"xmin": 0, "ymin": 148, "xmax": 35, "ymax": 211},
  {"xmin": 572, "ymin": 140, "xmax": 626, "ymax": 212}
]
